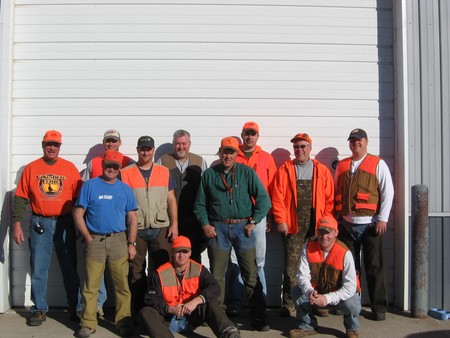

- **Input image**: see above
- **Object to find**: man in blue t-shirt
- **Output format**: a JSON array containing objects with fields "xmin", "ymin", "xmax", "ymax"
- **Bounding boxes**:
[{"xmin": 73, "ymin": 150, "xmax": 138, "ymax": 338}]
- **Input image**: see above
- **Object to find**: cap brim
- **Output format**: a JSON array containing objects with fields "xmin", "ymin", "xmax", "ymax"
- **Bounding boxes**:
[
  {"xmin": 221, "ymin": 146, "xmax": 238, "ymax": 152},
  {"xmin": 173, "ymin": 246, "xmax": 191, "ymax": 252},
  {"xmin": 318, "ymin": 226, "xmax": 336, "ymax": 233},
  {"xmin": 104, "ymin": 160, "xmax": 121, "ymax": 167}
]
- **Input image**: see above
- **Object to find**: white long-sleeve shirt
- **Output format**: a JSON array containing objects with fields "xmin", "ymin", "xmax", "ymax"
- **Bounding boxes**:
[
  {"xmin": 296, "ymin": 242, "xmax": 357, "ymax": 305},
  {"xmin": 339, "ymin": 154, "xmax": 394, "ymax": 224}
]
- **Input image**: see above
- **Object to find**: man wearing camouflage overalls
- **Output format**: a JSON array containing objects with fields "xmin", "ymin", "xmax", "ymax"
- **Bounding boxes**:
[{"xmin": 270, "ymin": 133, "xmax": 334, "ymax": 317}]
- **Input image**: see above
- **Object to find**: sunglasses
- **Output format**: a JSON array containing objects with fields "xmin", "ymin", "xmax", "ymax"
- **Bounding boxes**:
[
  {"xmin": 104, "ymin": 138, "xmax": 119, "ymax": 143},
  {"xmin": 105, "ymin": 164, "xmax": 120, "ymax": 170},
  {"xmin": 293, "ymin": 144, "xmax": 309, "ymax": 149}
]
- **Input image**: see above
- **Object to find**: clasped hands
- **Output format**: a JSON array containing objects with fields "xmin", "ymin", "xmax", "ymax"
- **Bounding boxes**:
[{"xmin": 309, "ymin": 290, "xmax": 328, "ymax": 308}]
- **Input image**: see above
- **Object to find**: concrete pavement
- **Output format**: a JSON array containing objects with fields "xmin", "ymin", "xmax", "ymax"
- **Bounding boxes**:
[{"xmin": 1, "ymin": 306, "xmax": 450, "ymax": 337}]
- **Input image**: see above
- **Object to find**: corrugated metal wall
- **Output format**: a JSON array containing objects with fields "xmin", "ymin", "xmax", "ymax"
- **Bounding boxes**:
[
  {"xmin": 406, "ymin": 0, "xmax": 450, "ymax": 309},
  {"xmin": 9, "ymin": 0, "xmax": 395, "ymax": 307}
]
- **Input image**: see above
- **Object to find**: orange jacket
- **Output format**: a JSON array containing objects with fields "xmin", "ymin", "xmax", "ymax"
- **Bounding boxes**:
[
  {"xmin": 270, "ymin": 159, "xmax": 334, "ymax": 234},
  {"xmin": 157, "ymin": 260, "xmax": 202, "ymax": 306},
  {"xmin": 236, "ymin": 145, "xmax": 277, "ymax": 191}
]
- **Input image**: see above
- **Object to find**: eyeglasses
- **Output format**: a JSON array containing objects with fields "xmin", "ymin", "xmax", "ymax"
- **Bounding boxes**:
[
  {"xmin": 105, "ymin": 164, "xmax": 120, "ymax": 170},
  {"xmin": 104, "ymin": 138, "xmax": 119, "ymax": 143},
  {"xmin": 243, "ymin": 130, "xmax": 257, "ymax": 136},
  {"xmin": 293, "ymin": 144, "xmax": 309, "ymax": 149}
]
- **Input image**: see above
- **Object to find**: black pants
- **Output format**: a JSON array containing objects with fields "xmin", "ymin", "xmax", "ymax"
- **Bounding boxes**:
[
  {"xmin": 338, "ymin": 220, "xmax": 388, "ymax": 314},
  {"xmin": 137, "ymin": 299, "xmax": 235, "ymax": 338}
]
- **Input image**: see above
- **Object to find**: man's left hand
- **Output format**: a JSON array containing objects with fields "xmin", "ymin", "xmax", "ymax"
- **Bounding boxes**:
[
  {"xmin": 128, "ymin": 245, "xmax": 136, "ymax": 260},
  {"xmin": 312, "ymin": 294, "xmax": 328, "ymax": 307},
  {"xmin": 375, "ymin": 220, "xmax": 387, "ymax": 236},
  {"xmin": 181, "ymin": 297, "xmax": 202, "ymax": 315}
]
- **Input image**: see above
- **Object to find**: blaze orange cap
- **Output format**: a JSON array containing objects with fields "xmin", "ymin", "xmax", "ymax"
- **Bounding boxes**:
[
  {"xmin": 242, "ymin": 121, "xmax": 259, "ymax": 133},
  {"xmin": 172, "ymin": 236, "xmax": 192, "ymax": 252},
  {"xmin": 290, "ymin": 133, "xmax": 312, "ymax": 145},
  {"xmin": 42, "ymin": 130, "xmax": 62, "ymax": 144},
  {"xmin": 220, "ymin": 137, "xmax": 239, "ymax": 152},
  {"xmin": 103, "ymin": 150, "xmax": 124, "ymax": 167},
  {"xmin": 317, "ymin": 216, "xmax": 338, "ymax": 233}
]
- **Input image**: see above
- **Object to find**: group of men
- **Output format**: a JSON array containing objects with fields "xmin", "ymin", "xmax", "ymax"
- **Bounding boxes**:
[{"xmin": 12, "ymin": 124, "xmax": 393, "ymax": 338}]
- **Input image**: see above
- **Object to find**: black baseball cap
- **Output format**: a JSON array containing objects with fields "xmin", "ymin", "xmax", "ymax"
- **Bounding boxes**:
[
  {"xmin": 137, "ymin": 136, "xmax": 155, "ymax": 148},
  {"xmin": 347, "ymin": 128, "xmax": 368, "ymax": 140}
]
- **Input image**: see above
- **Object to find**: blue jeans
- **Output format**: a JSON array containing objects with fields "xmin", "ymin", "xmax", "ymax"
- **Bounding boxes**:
[
  {"xmin": 169, "ymin": 316, "xmax": 194, "ymax": 333},
  {"xmin": 29, "ymin": 214, "xmax": 80, "ymax": 313},
  {"xmin": 291, "ymin": 285, "xmax": 361, "ymax": 331},
  {"xmin": 227, "ymin": 217, "xmax": 267, "ymax": 310},
  {"xmin": 207, "ymin": 220, "xmax": 266, "ymax": 317}
]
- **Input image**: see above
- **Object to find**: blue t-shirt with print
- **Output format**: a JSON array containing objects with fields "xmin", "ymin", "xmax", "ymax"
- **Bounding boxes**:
[{"xmin": 76, "ymin": 177, "xmax": 138, "ymax": 234}]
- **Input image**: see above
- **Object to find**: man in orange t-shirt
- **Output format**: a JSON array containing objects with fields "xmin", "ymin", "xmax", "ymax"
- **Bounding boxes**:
[{"xmin": 12, "ymin": 130, "xmax": 83, "ymax": 327}]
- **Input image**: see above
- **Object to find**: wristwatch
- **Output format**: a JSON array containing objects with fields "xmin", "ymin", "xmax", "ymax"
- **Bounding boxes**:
[
  {"xmin": 127, "ymin": 241, "xmax": 137, "ymax": 246},
  {"xmin": 247, "ymin": 219, "xmax": 256, "ymax": 226}
]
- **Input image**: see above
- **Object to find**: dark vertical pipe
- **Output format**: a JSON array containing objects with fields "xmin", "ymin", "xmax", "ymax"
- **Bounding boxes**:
[{"xmin": 411, "ymin": 184, "xmax": 428, "ymax": 318}]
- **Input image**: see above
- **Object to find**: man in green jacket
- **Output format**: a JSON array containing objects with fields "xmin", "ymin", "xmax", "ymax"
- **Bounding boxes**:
[{"xmin": 194, "ymin": 137, "xmax": 271, "ymax": 332}]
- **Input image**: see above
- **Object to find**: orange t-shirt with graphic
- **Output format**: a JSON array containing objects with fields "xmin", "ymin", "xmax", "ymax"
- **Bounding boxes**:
[{"xmin": 15, "ymin": 157, "xmax": 83, "ymax": 217}]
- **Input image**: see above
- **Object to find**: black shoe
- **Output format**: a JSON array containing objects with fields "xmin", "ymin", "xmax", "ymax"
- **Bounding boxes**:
[
  {"xmin": 251, "ymin": 316, "xmax": 270, "ymax": 331},
  {"xmin": 221, "ymin": 326, "xmax": 241, "ymax": 338},
  {"xmin": 280, "ymin": 306, "xmax": 292, "ymax": 318},
  {"xmin": 372, "ymin": 312, "xmax": 386, "ymax": 321},
  {"xmin": 27, "ymin": 311, "xmax": 46, "ymax": 326},
  {"xmin": 330, "ymin": 308, "xmax": 344, "ymax": 315},
  {"xmin": 226, "ymin": 308, "xmax": 240, "ymax": 318},
  {"xmin": 117, "ymin": 325, "xmax": 133, "ymax": 337}
]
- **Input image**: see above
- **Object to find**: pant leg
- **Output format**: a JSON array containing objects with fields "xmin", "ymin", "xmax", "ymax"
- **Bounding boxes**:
[
  {"xmin": 225, "ymin": 248, "xmax": 245, "ymax": 310},
  {"xmin": 53, "ymin": 214, "xmax": 80, "ymax": 311},
  {"xmin": 198, "ymin": 299, "xmax": 236, "ymax": 337},
  {"xmin": 361, "ymin": 225, "xmax": 388, "ymax": 313},
  {"xmin": 129, "ymin": 233, "xmax": 149, "ymax": 316},
  {"xmin": 291, "ymin": 285, "xmax": 317, "ymax": 330},
  {"xmin": 28, "ymin": 215, "xmax": 56, "ymax": 313},
  {"xmin": 336, "ymin": 293, "xmax": 361, "ymax": 331},
  {"xmin": 137, "ymin": 306, "xmax": 174, "ymax": 338},
  {"xmin": 148, "ymin": 227, "xmax": 172, "ymax": 269},
  {"xmin": 338, "ymin": 223, "xmax": 362, "ymax": 273},
  {"xmin": 106, "ymin": 232, "xmax": 131, "ymax": 328},
  {"xmin": 254, "ymin": 217, "xmax": 267, "ymax": 296},
  {"xmin": 282, "ymin": 232, "xmax": 305, "ymax": 311},
  {"xmin": 207, "ymin": 223, "xmax": 232, "ymax": 307},
  {"xmin": 97, "ymin": 276, "xmax": 107, "ymax": 308},
  {"xmin": 81, "ymin": 235, "xmax": 107, "ymax": 329}
]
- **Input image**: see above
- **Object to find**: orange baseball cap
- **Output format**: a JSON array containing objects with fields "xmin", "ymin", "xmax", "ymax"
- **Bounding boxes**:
[
  {"xmin": 220, "ymin": 137, "xmax": 239, "ymax": 152},
  {"xmin": 317, "ymin": 216, "xmax": 338, "ymax": 233},
  {"xmin": 242, "ymin": 121, "xmax": 259, "ymax": 133},
  {"xmin": 290, "ymin": 133, "xmax": 312, "ymax": 145},
  {"xmin": 103, "ymin": 150, "xmax": 124, "ymax": 167},
  {"xmin": 42, "ymin": 130, "xmax": 62, "ymax": 144},
  {"xmin": 172, "ymin": 236, "xmax": 192, "ymax": 252}
]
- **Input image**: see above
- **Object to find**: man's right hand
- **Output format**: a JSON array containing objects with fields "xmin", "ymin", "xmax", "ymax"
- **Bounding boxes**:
[
  {"xmin": 202, "ymin": 224, "xmax": 216, "ymax": 238},
  {"xmin": 277, "ymin": 222, "xmax": 288, "ymax": 236},
  {"xmin": 13, "ymin": 222, "xmax": 24, "ymax": 245}
]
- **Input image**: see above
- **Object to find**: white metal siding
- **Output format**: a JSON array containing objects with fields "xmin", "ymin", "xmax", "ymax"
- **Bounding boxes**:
[{"xmin": 8, "ymin": 0, "xmax": 394, "ymax": 307}]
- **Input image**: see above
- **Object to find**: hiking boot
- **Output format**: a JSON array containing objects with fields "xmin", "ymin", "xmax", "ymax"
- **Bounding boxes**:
[
  {"xmin": 368, "ymin": 311, "xmax": 386, "ymax": 321},
  {"xmin": 76, "ymin": 326, "xmax": 96, "ymax": 338},
  {"xmin": 280, "ymin": 306, "xmax": 293, "ymax": 317},
  {"xmin": 27, "ymin": 311, "xmax": 46, "ymax": 326},
  {"xmin": 117, "ymin": 325, "xmax": 133, "ymax": 337},
  {"xmin": 221, "ymin": 326, "xmax": 241, "ymax": 338},
  {"xmin": 251, "ymin": 316, "xmax": 270, "ymax": 331},
  {"xmin": 346, "ymin": 330, "xmax": 360, "ymax": 338},
  {"xmin": 289, "ymin": 328, "xmax": 318, "ymax": 338}
]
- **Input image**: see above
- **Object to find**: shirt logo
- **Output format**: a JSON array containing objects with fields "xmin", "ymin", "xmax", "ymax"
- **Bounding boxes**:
[
  {"xmin": 99, "ymin": 195, "xmax": 113, "ymax": 200},
  {"xmin": 36, "ymin": 174, "xmax": 66, "ymax": 198}
]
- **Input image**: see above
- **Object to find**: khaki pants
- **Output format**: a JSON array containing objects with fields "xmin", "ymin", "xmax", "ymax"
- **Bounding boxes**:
[{"xmin": 81, "ymin": 232, "xmax": 131, "ymax": 330}]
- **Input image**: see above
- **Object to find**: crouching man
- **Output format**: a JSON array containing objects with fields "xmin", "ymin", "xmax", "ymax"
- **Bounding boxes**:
[
  {"xmin": 138, "ymin": 236, "xmax": 240, "ymax": 338},
  {"xmin": 290, "ymin": 216, "xmax": 361, "ymax": 338}
]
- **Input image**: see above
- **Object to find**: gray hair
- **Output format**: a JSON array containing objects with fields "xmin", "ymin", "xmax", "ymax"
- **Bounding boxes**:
[{"xmin": 172, "ymin": 129, "xmax": 191, "ymax": 140}]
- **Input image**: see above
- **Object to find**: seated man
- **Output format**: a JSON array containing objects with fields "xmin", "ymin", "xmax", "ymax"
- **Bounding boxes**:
[
  {"xmin": 290, "ymin": 216, "xmax": 361, "ymax": 338},
  {"xmin": 138, "ymin": 236, "xmax": 240, "ymax": 338}
]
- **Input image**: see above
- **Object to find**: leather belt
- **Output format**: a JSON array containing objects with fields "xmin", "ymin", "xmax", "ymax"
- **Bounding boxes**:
[
  {"xmin": 89, "ymin": 231, "xmax": 124, "ymax": 237},
  {"xmin": 221, "ymin": 218, "xmax": 248, "ymax": 224}
]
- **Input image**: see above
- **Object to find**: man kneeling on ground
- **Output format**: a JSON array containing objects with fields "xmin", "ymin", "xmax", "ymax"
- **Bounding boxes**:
[
  {"xmin": 290, "ymin": 216, "xmax": 361, "ymax": 338},
  {"xmin": 138, "ymin": 236, "xmax": 240, "ymax": 338}
]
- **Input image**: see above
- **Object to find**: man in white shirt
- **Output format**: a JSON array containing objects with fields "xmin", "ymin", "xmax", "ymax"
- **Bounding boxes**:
[
  {"xmin": 334, "ymin": 128, "xmax": 394, "ymax": 321},
  {"xmin": 290, "ymin": 216, "xmax": 361, "ymax": 338}
]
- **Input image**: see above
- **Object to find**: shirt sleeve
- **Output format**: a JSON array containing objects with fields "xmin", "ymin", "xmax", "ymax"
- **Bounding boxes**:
[
  {"xmin": 297, "ymin": 243, "xmax": 315, "ymax": 298},
  {"xmin": 124, "ymin": 184, "xmax": 138, "ymax": 211},
  {"xmin": 194, "ymin": 173, "xmax": 210, "ymax": 226},
  {"xmin": 375, "ymin": 159, "xmax": 394, "ymax": 223},
  {"xmin": 249, "ymin": 169, "xmax": 272, "ymax": 223},
  {"xmin": 324, "ymin": 251, "xmax": 357, "ymax": 305},
  {"xmin": 144, "ymin": 271, "xmax": 170, "ymax": 317}
]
